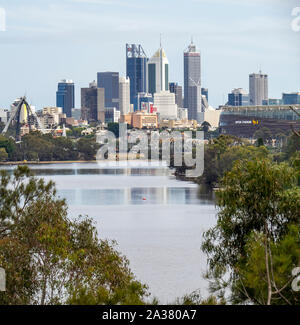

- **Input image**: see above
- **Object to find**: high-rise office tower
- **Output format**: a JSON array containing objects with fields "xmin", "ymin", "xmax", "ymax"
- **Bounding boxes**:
[
  {"xmin": 228, "ymin": 88, "xmax": 249, "ymax": 106},
  {"xmin": 126, "ymin": 44, "xmax": 148, "ymax": 110},
  {"xmin": 119, "ymin": 77, "xmax": 131, "ymax": 115},
  {"xmin": 56, "ymin": 79, "xmax": 75, "ymax": 118},
  {"xmin": 81, "ymin": 81, "xmax": 105, "ymax": 122},
  {"xmin": 97, "ymin": 72, "xmax": 119, "ymax": 110},
  {"xmin": 147, "ymin": 46, "xmax": 169, "ymax": 95},
  {"xmin": 184, "ymin": 41, "xmax": 201, "ymax": 121},
  {"xmin": 249, "ymin": 71, "xmax": 268, "ymax": 106},
  {"xmin": 169, "ymin": 82, "xmax": 183, "ymax": 108}
]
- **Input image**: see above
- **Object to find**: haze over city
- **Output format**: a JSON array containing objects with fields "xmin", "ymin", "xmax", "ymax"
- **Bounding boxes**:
[{"xmin": 0, "ymin": 0, "xmax": 299, "ymax": 110}]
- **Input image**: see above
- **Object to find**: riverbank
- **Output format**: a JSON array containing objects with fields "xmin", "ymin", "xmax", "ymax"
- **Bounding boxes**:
[{"xmin": 0, "ymin": 160, "xmax": 97, "ymax": 166}]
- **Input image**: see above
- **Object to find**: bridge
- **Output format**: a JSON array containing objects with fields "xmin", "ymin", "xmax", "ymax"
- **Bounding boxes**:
[{"xmin": 1, "ymin": 96, "xmax": 45, "ymax": 140}]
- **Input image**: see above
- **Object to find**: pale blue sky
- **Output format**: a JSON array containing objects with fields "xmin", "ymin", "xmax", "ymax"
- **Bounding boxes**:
[{"xmin": 0, "ymin": 0, "xmax": 299, "ymax": 109}]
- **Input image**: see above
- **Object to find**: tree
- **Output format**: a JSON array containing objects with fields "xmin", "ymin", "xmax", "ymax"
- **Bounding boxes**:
[
  {"xmin": 201, "ymin": 121, "xmax": 211, "ymax": 133},
  {"xmin": 202, "ymin": 159, "xmax": 300, "ymax": 305},
  {"xmin": 107, "ymin": 123, "xmax": 120, "ymax": 138},
  {"xmin": 0, "ymin": 148, "xmax": 8, "ymax": 162},
  {"xmin": 198, "ymin": 135, "xmax": 268, "ymax": 187},
  {"xmin": 0, "ymin": 166, "xmax": 148, "ymax": 305},
  {"xmin": 77, "ymin": 137, "xmax": 100, "ymax": 161},
  {"xmin": 254, "ymin": 127, "xmax": 273, "ymax": 145}
]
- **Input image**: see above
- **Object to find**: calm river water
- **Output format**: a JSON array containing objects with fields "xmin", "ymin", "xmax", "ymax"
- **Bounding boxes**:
[{"xmin": 1, "ymin": 162, "xmax": 217, "ymax": 303}]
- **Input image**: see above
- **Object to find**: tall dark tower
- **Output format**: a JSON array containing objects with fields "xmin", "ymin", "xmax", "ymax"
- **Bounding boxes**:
[
  {"xmin": 56, "ymin": 79, "xmax": 75, "ymax": 118},
  {"xmin": 126, "ymin": 44, "xmax": 148, "ymax": 111},
  {"xmin": 184, "ymin": 41, "xmax": 201, "ymax": 121},
  {"xmin": 97, "ymin": 72, "xmax": 119, "ymax": 110}
]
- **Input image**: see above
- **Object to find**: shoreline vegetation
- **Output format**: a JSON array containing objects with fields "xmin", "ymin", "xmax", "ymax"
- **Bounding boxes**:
[{"xmin": 0, "ymin": 127, "xmax": 299, "ymax": 305}]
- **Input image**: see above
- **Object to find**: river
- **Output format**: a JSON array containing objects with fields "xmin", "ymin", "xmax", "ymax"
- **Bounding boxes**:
[{"xmin": 1, "ymin": 162, "xmax": 217, "ymax": 304}]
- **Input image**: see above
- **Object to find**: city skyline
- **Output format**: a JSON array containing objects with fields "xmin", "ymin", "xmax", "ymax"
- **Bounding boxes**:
[{"xmin": 0, "ymin": 0, "xmax": 299, "ymax": 110}]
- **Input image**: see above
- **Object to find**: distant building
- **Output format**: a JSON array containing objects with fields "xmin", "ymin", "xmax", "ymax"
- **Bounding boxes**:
[
  {"xmin": 219, "ymin": 104, "xmax": 300, "ymax": 138},
  {"xmin": 147, "ymin": 47, "xmax": 169, "ymax": 95},
  {"xmin": 105, "ymin": 107, "xmax": 120, "ymax": 123},
  {"xmin": 126, "ymin": 44, "xmax": 148, "ymax": 110},
  {"xmin": 159, "ymin": 119, "xmax": 197, "ymax": 130},
  {"xmin": 228, "ymin": 88, "xmax": 249, "ymax": 106},
  {"xmin": 201, "ymin": 88, "xmax": 208, "ymax": 102},
  {"xmin": 249, "ymin": 72, "xmax": 268, "ymax": 106},
  {"xmin": 262, "ymin": 99, "xmax": 283, "ymax": 106},
  {"xmin": 42, "ymin": 107, "xmax": 63, "ymax": 125},
  {"xmin": 178, "ymin": 107, "xmax": 188, "ymax": 120},
  {"xmin": 153, "ymin": 91, "xmax": 178, "ymax": 120},
  {"xmin": 72, "ymin": 108, "xmax": 81, "ymax": 120},
  {"xmin": 137, "ymin": 93, "xmax": 154, "ymax": 112},
  {"xmin": 119, "ymin": 77, "xmax": 131, "ymax": 115},
  {"xmin": 0, "ymin": 108, "xmax": 8, "ymax": 124},
  {"xmin": 184, "ymin": 41, "xmax": 202, "ymax": 121},
  {"xmin": 81, "ymin": 81, "xmax": 105, "ymax": 122},
  {"xmin": 56, "ymin": 79, "xmax": 75, "ymax": 118},
  {"xmin": 282, "ymin": 92, "xmax": 300, "ymax": 105},
  {"xmin": 120, "ymin": 111, "xmax": 158, "ymax": 129},
  {"xmin": 169, "ymin": 82, "xmax": 183, "ymax": 108},
  {"xmin": 97, "ymin": 72, "xmax": 119, "ymax": 111}
]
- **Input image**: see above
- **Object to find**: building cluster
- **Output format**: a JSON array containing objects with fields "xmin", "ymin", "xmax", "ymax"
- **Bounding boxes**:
[
  {"xmin": 0, "ymin": 41, "xmax": 299, "ymax": 139},
  {"xmin": 52, "ymin": 41, "xmax": 217, "ymax": 131},
  {"xmin": 226, "ymin": 72, "xmax": 300, "ymax": 107}
]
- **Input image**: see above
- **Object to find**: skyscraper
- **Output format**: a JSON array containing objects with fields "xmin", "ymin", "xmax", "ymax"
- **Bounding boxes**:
[
  {"xmin": 228, "ymin": 88, "xmax": 249, "ymax": 106},
  {"xmin": 169, "ymin": 82, "xmax": 183, "ymax": 108},
  {"xmin": 81, "ymin": 81, "xmax": 105, "ymax": 122},
  {"xmin": 147, "ymin": 47, "xmax": 169, "ymax": 95},
  {"xmin": 119, "ymin": 77, "xmax": 131, "ymax": 115},
  {"xmin": 184, "ymin": 41, "xmax": 201, "ymax": 121},
  {"xmin": 97, "ymin": 72, "xmax": 119, "ymax": 110},
  {"xmin": 249, "ymin": 71, "xmax": 268, "ymax": 106},
  {"xmin": 56, "ymin": 80, "xmax": 75, "ymax": 118},
  {"xmin": 126, "ymin": 44, "xmax": 148, "ymax": 110}
]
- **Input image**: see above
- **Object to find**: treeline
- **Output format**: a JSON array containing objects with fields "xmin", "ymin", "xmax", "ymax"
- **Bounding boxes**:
[
  {"xmin": 186, "ymin": 133, "xmax": 300, "ymax": 188},
  {"xmin": 0, "ymin": 132, "xmax": 100, "ymax": 162}
]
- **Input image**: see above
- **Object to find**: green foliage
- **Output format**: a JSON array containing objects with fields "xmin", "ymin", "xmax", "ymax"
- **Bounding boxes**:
[
  {"xmin": 66, "ymin": 127, "xmax": 86, "ymax": 138},
  {"xmin": 77, "ymin": 137, "xmax": 100, "ymax": 160},
  {"xmin": 0, "ymin": 166, "xmax": 148, "ymax": 305},
  {"xmin": 235, "ymin": 226, "xmax": 300, "ymax": 305},
  {"xmin": 173, "ymin": 290, "xmax": 226, "ymax": 305},
  {"xmin": 202, "ymin": 159, "xmax": 300, "ymax": 305},
  {"xmin": 0, "ymin": 135, "xmax": 17, "ymax": 160},
  {"xmin": 107, "ymin": 123, "xmax": 120, "ymax": 138},
  {"xmin": 254, "ymin": 127, "xmax": 273, "ymax": 143},
  {"xmin": 198, "ymin": 135, "xmax": 269, "ymax": 187},
  {"xmin": 0, "ymin": 148, "xmax": 8, "ymax": 162},
  {"xmin": 0, "ymin": 132, "xmax": 102, "ymax": 162},
  {"xmin": 284, "ymin": 134, "xmax": 300, "ymax": 160}
]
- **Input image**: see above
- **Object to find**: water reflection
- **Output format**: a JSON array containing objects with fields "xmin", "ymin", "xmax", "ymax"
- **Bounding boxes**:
[{"xmin": 59, "ymin": 187, "xmax": 213, "ymax": 206}]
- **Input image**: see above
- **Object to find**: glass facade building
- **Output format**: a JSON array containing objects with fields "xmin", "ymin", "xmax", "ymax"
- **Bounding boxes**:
[
  {"xmin": 126, "ymin": 44, "xmax": 148, "ymax": 111},
  {"xmin": 97, "ymin": 72, "xmax": 119, "ymax": 110},
  {"xmin": 184, "ymin": 42, "xmax": 201, "ymax": 121},
  {"xmin": 220, "ymin": 105, "xmax": 300, "ymax": 137},
  {"xmin": 228, "ymin": 89, "xmax": 249, "ymax": 106},
  {"xmin": 282, "ymin": 92, "xmax": 300, "ymax": 105},
  {"xmin": 147, "ymin": 47, "xmax": 169, "ymax": 96},
  {"xmin": 169, "ymin": 82, "xmax": 183, "ymax": 108},
  {"xmin": 56, "ymin": 80, "xmax": 75, "ymax": 118}
]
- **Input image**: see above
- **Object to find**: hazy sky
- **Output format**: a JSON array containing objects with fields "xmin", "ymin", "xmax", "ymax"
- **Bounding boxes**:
[{"xmin": 0, "ymin": 0, "xmax": 299, "ymax": 109}]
